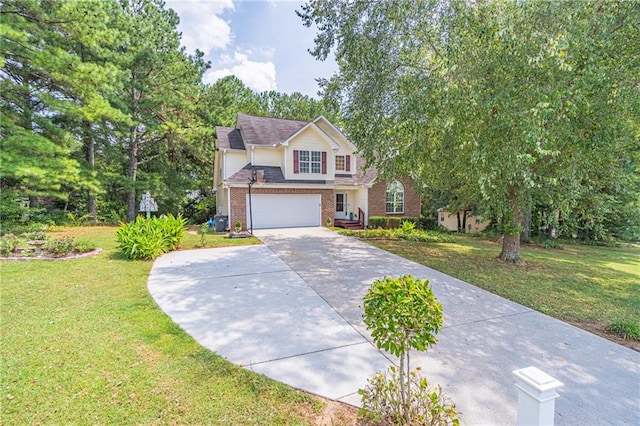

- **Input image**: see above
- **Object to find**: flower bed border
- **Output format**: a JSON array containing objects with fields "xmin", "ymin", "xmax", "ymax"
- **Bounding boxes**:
[{"xmin": 0, "ymin": 248, "xmax": 102, "ymax": 261}]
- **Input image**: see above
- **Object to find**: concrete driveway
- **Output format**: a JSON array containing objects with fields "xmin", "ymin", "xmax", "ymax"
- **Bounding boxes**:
[{"xmin": 148, "ymin": 227, "xmax": 639, "ymax": 425}]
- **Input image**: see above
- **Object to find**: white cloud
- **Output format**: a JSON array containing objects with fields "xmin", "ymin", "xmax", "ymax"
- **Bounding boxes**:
[
  {"xmin": 204, "ymin": 50, "xmax": 277, "ymax": 92},
  {"xmin": 165, "ymin": 0, "xmax": 234, "ymax": 53}
]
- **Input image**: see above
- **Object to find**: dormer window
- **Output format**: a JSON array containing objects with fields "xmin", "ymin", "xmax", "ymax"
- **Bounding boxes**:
[{"xmin": 335, "ymin": 154, "xmax": 351, "ymax": 172}]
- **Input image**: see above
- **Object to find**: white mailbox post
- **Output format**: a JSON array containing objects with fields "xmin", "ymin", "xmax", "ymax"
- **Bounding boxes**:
[
  {"xmin": 513, "ymin": 366, "xmax": 564, "ymax": 426},
  {"xmin": 139, "ymin": 191, "xmax": 158, "ymax": 219}
]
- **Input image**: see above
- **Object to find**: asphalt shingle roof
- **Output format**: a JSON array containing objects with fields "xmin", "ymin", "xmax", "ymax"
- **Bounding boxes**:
[
  {"xmin": 218, "ymin": 114, "xmax": 376, "ymax": 186},
  {"xmin": 227, "ymin": 164, "xmax": 331, "ymax": 185},
  {"xmin": 237, "ymin": 114, "xmax": 308, "ymax": 146},
  {"xmin": 216, "ymin": 127, "xmax": 245, "ymax": 150}
]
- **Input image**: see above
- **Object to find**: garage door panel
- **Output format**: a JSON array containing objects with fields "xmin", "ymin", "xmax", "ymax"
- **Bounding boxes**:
[{"xmin": 249, "ymin": 194, "xmax": 321, "ymax": 229}]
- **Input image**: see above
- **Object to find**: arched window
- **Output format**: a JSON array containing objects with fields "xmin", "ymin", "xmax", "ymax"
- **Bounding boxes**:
[{"xmin": 386, "ymin": 180, "xmax": 404, "ymax": 213}]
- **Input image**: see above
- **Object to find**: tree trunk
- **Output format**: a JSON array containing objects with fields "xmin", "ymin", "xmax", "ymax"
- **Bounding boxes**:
[
  {"xmin": 456, "ymin": 211, "xmax": 462, "ymax": 232},
  {"xmin": 499, "ymin": 233, "xmax": 522, "ymax": 262},
  {"xmin": 126, "ymin": 125, "xmax": 138, "ymax": 222},
  {"xmin": 462, "ymin": 210, "xmax": 469, "ymax": 233},
  {"xmin": 520, "ymin": 209, "xmax": 531, "ymax": 242},
  {"xmin": 127, "ymin": 76, "xmax": 139, "ymax": 223},
  {"xmin": 85, "ymin": 122, "xmax": 97, "ymax": 224},
  {"xmin": 499, "ymin": 186, "xmax": 525, "ymax": 264}
]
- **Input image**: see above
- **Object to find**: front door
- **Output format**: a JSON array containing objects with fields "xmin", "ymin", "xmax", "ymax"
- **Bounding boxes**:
[{"xmin": 335, "ymin": 193, "xmax": 348, "ymax": 219}]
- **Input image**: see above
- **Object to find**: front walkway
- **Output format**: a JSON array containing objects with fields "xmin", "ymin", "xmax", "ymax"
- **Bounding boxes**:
[{"xmin": 149, "ymin": 227, "xmax": 639, "ymax": 425}]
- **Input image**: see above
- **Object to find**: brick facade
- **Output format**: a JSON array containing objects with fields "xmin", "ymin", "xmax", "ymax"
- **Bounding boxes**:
[
  {"xmin": 367, "ymin": 177, "xmax": 421, "ymax": 219},
  {"xmin": 229, "ymin": 186, "xmax": 334, "ymax": 230}
]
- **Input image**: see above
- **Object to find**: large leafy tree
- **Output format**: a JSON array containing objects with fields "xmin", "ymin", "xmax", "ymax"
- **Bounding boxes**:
[{"xmin": 299, "ymin": 0, "xmax": 639, "ymax": 262}]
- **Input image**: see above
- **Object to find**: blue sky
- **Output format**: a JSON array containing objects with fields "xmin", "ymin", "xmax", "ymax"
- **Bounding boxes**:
[{"xmin": 165, "ymin": 0, "xmax": 337, "ymax": 97}]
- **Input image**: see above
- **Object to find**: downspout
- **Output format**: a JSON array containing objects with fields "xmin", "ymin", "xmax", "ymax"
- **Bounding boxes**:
[
  {"xmin": 283, "ymin": 148, "xmax": 287, "ymax": 178},
  {"xmin": 222, "ymin": 149, "xmax": 227, "ymax": 180},
  {"xmin": 226, "ymin": 186, "xmax": 231, "ymax": 225}
]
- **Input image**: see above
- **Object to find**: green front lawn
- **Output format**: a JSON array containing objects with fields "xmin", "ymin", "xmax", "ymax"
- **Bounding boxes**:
[
  {"xmin": 366, "ymin": 235, "xmax": 640, "ymax": 347},
  {"xmin": 1, "ymin": 227, "xmax": 325, "ymax": 425}
]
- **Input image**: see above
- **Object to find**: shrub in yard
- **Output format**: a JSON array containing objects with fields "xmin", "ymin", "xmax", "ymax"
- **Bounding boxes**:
[
  {"xmin": 116, "ymin": 214, "xmax": 187, "ymax": 260},
  {"xmin": 541, "ymin": 239, "xmax": 563, "ymax": 250},
  {"xmin": 607, "ymin": 319, "xmax": 640, "ymax": 340},
  {"xmin": 394, "ymin": 229, "xmax": 454, "ymax": 243},
  {"xmin": 0, "ymin": 234, "xmax": 19, "ymax": 256},
  {"xmin": 359, "ymin": 275, "xmax": 458, "ymax": 425},
  {"xmin": 73, "ymin": 240, "xmax": 97, "ymax": 253},
  {"xmin": 197, "ymin": 223, "xmax": 209, "ymax": 247},
  {"xmin": 359, "ymin": 367, "xmax": 459, "ymax": 426},
  {"xmin": 45, "ymin": 236, "xmax": 75, "ymax": 257},
  {"xmin": 395, "ymin": 220, "xmax": 417, "ymax": 238},
  {"xmin": 368, "ymin": 216, "xmax": 388, "ymax": 229},
  {"xmin": 22, "ymin": 231, "xmax": 47, "ymax": 241},
  {"xmin": 156, "ymin": 213, "xmax": 188, "ymax": 250}
]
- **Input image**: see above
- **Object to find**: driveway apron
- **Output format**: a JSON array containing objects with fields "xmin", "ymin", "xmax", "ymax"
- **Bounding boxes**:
[{"xmin": 149, "ymin": 227, "xmax": 639, "ymax": 425}]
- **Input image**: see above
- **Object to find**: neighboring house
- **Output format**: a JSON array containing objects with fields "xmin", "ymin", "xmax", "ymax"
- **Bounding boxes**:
[
  {"xmin": 213, "ymin": 114, "xmax": 421, "ymax": 230},
  {"xmin": 437, "ymin": 208, "xmax": 490, "ymax": 233}
]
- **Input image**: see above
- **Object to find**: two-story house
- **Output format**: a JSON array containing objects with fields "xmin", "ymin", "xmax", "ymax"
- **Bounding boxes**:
[{"xmin": 213, "ymin": 114, "xmax": 420, "ymax": 230}]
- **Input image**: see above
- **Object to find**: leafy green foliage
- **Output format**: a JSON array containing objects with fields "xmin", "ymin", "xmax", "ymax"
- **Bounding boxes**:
[
  {"xmin": 66, "ymin": 212, "xmax": 93, "ymax": 227},
  {"xmin": 22, "ymin": 231, "xmax": 47, "ymax": 241},
  {"xmin": 338, "ymin": 228, "xmax": 453, "ymax": 243},
  {"xmin": 541, "ymin": 239, "xmax": 563, "ymax": 250},
  {"xmin": 197, "ymin": 223, "xmax": 209, "ymax": 247},
  {"xmin": 607, "ymin": 319, "xmax": 640, "ymax": 341},
  {"xmin": 369, "ymin": 216, "xmax": 418, "ymax": 229},
  {"xmin": 44, "ymin": 236, "xmax": 76, "ymax": 257},
  {"xmin": 364, "ymin": 276, "xmax": 443, "ymax": 356},
  {"xmin": 362, "ymin": 275, "xmax": 445, "ymax": 423},
  {"xmin": 0, "ymin": 234, "xmax": 19, "ymax": 256},
  {"xmin": 358, "ymin": 366, "xmax": 459, "ymax": 426},
  {"xmin": 0, "ymin": 190, "xmax": 30, "ymax": 231},
  {"xmin": 300, "ymin": 0, "xmax": 640, "ymax": 260},
  {"xmin": 116, "ymin": 214, "xmax": 186, "ymax": 260}
]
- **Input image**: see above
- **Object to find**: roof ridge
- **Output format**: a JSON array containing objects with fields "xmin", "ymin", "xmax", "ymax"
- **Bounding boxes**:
[{"xmin": 237, "ymin": 113, "xmax": 310, "ymax": 124}]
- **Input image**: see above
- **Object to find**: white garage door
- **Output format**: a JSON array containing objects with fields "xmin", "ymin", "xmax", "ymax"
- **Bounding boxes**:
[{"xmin": 248, "ymin": 194, "xmax": 321, "ymax": 229}]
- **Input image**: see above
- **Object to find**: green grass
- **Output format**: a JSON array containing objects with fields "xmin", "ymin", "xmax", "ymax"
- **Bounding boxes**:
[
  {"xmin": 366, "ymin": 235, "xmax": 640, "ymax": 342},
  {"xmin": 1, "ymin": 227, "xmax": 321, "ymax": 424}
]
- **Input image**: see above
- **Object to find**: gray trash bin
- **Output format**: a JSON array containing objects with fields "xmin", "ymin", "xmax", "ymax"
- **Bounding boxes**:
[{"xmin": 214, "ymin": 215, "xmax": 228, "ymax": 232}]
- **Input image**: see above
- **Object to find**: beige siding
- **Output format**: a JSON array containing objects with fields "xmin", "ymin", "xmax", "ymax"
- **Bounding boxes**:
[
  {"xmin": 216, "ymin": 184, "xmax": 228, "ymax": 215},
  {"xmin": 284, "ymin": 127, "xmax": 335, "ymax": 180},
  {"xmin": 438, "ymin": 210, "xmax": 490, "ymax": 233},
  {"xmin": 224, "ymin": 151, "xmax": 248, "ymax": 180},
  {"xmin": 253, "ymin": 146, "xmax": 281, "ymax": 167},
  {"xmin": 336, "ymin": 188, "xmax": 368, "ymax": 220}
]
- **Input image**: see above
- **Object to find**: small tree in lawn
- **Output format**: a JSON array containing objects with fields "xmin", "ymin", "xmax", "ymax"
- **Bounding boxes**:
[{"xmin": 360, "ymin": 275, "xmax": 458, "ymax": 425}]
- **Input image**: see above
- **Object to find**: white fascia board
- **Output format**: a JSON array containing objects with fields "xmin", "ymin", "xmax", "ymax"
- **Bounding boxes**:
[
  {"xmin": 225, "ymin": 182, "xmax": 336, "ymax": 190},
  {"xmin": 312, "ymin": 116, "xmax": 358, "ymax": 151},
  {"xmin": 281, "ymin": 121, "xmax": 339, "ymax": 150}
]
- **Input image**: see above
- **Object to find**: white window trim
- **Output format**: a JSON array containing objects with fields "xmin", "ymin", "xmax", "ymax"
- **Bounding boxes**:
[
  {"xmin": 299, "ymin": 150, "xmax": 322, "ymax": 174},
  {"xmin": 386, "ymin": 180, "xmax": 405, "ymax": 214}
]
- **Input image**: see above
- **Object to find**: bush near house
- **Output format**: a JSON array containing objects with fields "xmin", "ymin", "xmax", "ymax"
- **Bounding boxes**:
[
  {"xmin": 339, "ymin": 224, "xmax": 453, "ymax": 243},
  {"xmin": 368, "ymin": 216, "xmax": 419, "ymax": 229}
]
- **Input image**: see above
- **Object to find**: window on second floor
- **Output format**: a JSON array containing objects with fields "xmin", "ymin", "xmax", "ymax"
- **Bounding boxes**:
[
  {"xmin": 386, "ymin": 180, "xmax": 404, "ymax": 214},
  {"xmin": 335, "ymin": 154, "xmax": 351, "ymax": 172},
  {"xmin": 294, "ymin": 150, "xmax": 326, "ymax": 174}
]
